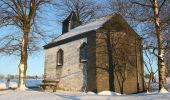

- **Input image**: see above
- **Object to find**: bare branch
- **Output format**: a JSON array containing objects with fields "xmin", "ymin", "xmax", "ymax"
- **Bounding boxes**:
[
  {"xmin": 160, "ymin": 0, "xmax": 167, "ymax": 9},
  {"xmin": 129, "ymin": 0, "xmax": 153, "ymax": 8}
]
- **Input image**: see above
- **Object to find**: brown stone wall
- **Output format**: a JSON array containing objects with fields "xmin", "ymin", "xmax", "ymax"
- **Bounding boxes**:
[
  {"xmin": 95, "ymin": 15, "xmax": 144, "ymax": 94},
  {"xmin": 95, "ymin": 31, "xmax": 110, "ymax": 92},
  {"xmin": 136, "ymin": 39, "xmax": 145, "ymax": 92},
  {"xmin": 86, "ymin": 32, "xmax": 97, "ymax": 92}
]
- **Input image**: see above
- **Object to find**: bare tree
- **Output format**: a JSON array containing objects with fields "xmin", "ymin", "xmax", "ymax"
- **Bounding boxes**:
[
  {"xmin": 0, "ymin": 0, "xmax": 50, "ymax": 90},
  {"xmin": 107, "ymin": 0, "xmax": 169, "ymax": 92},
  {"xmin": 52, "ymin": 0, "xmax": 102, "ymax": 22},
  {"xmin": 143, "ymin": 49, "xmax": 158, "ymax": 92}
]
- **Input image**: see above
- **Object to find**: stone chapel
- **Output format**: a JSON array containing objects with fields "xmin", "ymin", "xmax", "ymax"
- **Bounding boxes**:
[{"xmin": 43, "ymin": 11, "xmax": 145, "ymax": 94}]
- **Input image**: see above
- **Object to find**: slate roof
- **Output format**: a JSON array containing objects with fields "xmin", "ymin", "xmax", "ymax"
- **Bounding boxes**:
[
  {"xmin": 44, "ymin": 14, "xmax": 133, "ymax": 49},
  {"xmin": 53, "ymin": 15, "xmax": 112, "ymax": 43}
]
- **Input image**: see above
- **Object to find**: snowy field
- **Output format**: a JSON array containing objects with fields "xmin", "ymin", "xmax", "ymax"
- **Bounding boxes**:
[
  {"xmin": 0, "ymin": 78, "xmax": 169, "ymax": 100},
  {"xmin": 0, "ymin": 90, "xmax": 169, "ymax": 100},
  {"xmin": 0, "ymin": 79, "xmax": 42, "ymax": 89}
]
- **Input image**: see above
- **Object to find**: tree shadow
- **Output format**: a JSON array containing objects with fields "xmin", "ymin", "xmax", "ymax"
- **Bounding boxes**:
[{"xmin": 53, "ymin": 93, "xmax": 81, "ymax": 100}]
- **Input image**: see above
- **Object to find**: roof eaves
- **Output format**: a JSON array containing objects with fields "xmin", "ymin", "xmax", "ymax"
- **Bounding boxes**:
[{"xmin": 44, "ymin": 30, "xmax": 96, "ymax": 49}]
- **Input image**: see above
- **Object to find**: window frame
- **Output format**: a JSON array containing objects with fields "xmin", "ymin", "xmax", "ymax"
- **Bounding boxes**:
[
  {"xmin": 80, "ymin": 42, "xmax": 87, "ymax": 63},
  {"xmin": 57, "ymin": 49, "xmax": 64, "ymax": 66}
]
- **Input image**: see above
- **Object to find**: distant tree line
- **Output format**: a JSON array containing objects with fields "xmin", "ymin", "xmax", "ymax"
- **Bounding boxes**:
[{"xmin": 0, "ymin": 74, "xmax": 44, "ymax": 80}]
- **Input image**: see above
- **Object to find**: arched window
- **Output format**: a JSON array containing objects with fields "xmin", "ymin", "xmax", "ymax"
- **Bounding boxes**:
[
  {"xmin": 57, "ymin": 49, "xmax": 64, "ymax": 66},
  {"xmin": 80, "ymin": 43, "xmax": 87, "ymax": 63}
]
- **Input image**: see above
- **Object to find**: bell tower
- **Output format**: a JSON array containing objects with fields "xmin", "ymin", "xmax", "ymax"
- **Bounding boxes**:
[{"xmin": 62, "ymin": 11, "xmax": 81, "ymax": 34}]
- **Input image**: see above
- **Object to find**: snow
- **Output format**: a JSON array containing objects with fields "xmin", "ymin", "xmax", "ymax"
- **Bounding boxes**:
[
  {"xmin": 0, "ymin": 90, "xmax": 170, "ymax": 100},
  {"xmin": 0, "ymin": 83, "xmax": 7, "ymax": 90},
  {"xmin": 145, "ymin": 77, "xmax": 170, "ymax": 94},
  {"xmin": 98, "ymin": 91, "xmax": 121, "ymax": 96},
  {"xmin": 0, "ymin": 79, "xmax": 42, "ymax": 90},
  {"xmin": 0, "ymin": 77, "xmax": 170, "ymax": 100},
  {"xmin": 159, "ymin": 88, "xmax": 169, "ymax": 93},
  {"xmin": 0, "ymin": 82, "xmax": 18, "ymax": 90},
  {"xmin": 9, "ymin": 82, "xmax": 18, "ymax": 89},
  {"xmin": 86, "ymin": 92, "xmax": 96, "ymax": 95},
  {"xmin": 53, "ymin": 16, "xmax": 112, "ymax": 43}
]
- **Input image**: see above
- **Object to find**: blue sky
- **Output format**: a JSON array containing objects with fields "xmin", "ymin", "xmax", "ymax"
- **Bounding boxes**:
[
  {"xmin": 0, "ymin": 4, "xmax": 61, "ymax": 76},
  {"xmin": 0, "ymin": 53, "xmax": 44, "ymax": 76},
  {"xmin": 0, "ymin": 0, "xmax": 158, "ymax": 77}
]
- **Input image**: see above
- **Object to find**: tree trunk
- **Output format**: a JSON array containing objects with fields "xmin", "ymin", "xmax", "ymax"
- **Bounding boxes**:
[
  {"xmin": 18, "ymin": 23, "xmax": 30, "ymax": 90},
  {"xmin": 121, "ymin": 80, "xmax": 125, "ymax": 94},
  {"xmin": 106, "ymin": 31, "xmax": 115, "ymax": 92},
  {"xmin": 147, "ymin": 73, "xmax": 152, "ymax": 92},
  {"xmin": 153, "ymin": 0, "xmax": 167, "ymax": 91}
]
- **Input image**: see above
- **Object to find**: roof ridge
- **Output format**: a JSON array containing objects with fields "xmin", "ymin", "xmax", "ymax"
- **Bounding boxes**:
[
  {"xmin": 78, "ymin": 15, "xmax": 113, "ymax": 27},
  {"xmin": 52, "ymin": 15, "xmax": 113, "ymax": 42}
]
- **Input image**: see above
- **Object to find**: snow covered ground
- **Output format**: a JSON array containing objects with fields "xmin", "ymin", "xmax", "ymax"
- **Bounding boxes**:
[
  {"xmin": 0, "ymin": 90, "xmax": 169, "ymax": 100},
  {"xmin": 0, "ymin": 79, "xmax": 42, "ymax": 89},
  {"xmin": 0, "ymin": 78, "xmax": 169, "ymax": 100}
]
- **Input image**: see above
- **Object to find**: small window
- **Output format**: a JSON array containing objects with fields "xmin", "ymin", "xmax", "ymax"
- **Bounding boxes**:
[
  {"xmin": 57, "ymin": 49, "xmax": 63, "ymax": 66},
  {"xmin": 80, "ymin": 43, "xmax": 87, "ymax": 63}
]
